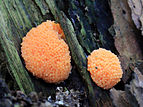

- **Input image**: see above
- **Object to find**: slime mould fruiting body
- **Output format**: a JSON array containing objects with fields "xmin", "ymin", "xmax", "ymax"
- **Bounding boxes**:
[
  {"xmin": 88, "ymin": 48, "xmax": 123, "ymax": 89},
  {"xmin": 21, "ymin": 20, "xmax": 71, "ymax": 83}
]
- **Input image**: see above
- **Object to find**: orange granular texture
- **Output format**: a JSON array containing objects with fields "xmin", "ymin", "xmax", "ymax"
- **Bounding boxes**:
[
  {"xmin": 36, "ymin": 20, "xmax": 65, "ymax": 39},
  {"xmin": 87, "ymin": 48, "xmax": 123, "ymax": 89},
  {"xmin": 21, "ymin": 20, "xmax": 71, "ymax": 83}
]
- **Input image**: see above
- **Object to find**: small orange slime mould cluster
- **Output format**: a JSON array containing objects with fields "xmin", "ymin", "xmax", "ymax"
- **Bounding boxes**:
[
  {"xmin": 87, "ymin": 48, "xmax": 123, "ymax": 89},
  {"xmin": 21, "ymin": 20, "xmax": 71, "ymax": 83}
]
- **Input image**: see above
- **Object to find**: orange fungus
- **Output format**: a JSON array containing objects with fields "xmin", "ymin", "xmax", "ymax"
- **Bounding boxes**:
[
  {"xmin": 21, "ymin": 20, "xmax": 71, "ymax": 83},
  {"xmin": 87, "ymin": 48, "xmax": 123, "ymax": 89}
]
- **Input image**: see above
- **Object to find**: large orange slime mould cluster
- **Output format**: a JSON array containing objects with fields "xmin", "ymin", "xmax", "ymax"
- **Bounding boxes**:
[
  {"xmin": 87, "ymin": 48, "xmax": 123, "ymax": 89},
  {"xmin": 21, "ymin": 20, "xmax": 71, "ymax": 83}
]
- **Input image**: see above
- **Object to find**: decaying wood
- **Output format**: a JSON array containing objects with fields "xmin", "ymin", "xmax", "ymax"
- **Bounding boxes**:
[
  {"xmin": 45, "ymin": 1, "xmax": 97, "ymax": 106},
  {"xmin": 110, "ymin": 0, "xmax": 143, "ymax": 83},
  {"xmin": 0, "ymin": 0, "xmax": 143, "ymax": 106},
  {"xmin": 46, "ymin": 0, "xmax": 115, "ymax": 107},
  {"xmin": 0, "ymin": 0, "xmax": 52, "ymax": 94},
  {"xmin": 128, "ymin": 0, "xmax": 143, "ymax": 35},
  {"xmin": 0, "ymin": 1, "xmax": 34, "ymax": 93},
  {"xmin": 110, "ymin": 61, "xmax": 143, "ymax": 107}
]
